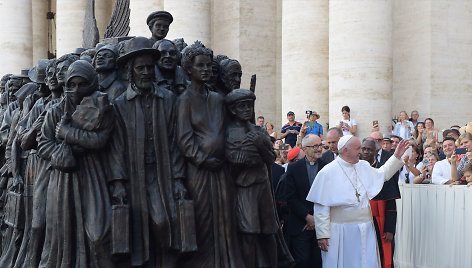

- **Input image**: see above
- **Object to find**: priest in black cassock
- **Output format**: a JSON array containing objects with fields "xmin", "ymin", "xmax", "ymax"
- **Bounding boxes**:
[{"xmin": 360, "ymin": 138, "xmax": 400, "ymax": 268}]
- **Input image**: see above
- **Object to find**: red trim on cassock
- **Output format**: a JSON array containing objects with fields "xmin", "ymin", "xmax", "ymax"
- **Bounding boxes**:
[{"xmin": 370, "ymin": 199, "xmax": 392, "ymax": 268}]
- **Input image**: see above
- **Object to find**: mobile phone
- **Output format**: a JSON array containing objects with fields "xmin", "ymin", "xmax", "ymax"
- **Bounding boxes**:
[
  {"xmin": 423, "ymin": 158, "xmax": 429, "ymax": 165},
  {"xmin": 279, "ymin": 144, "xmax": 289, "ymax": 150},
  {"xmin": 373, "ymin": 120, "xmax": 378, "ymax": 126},
  {"xmin": 290, "ymin": 130, "xmax": 295, "ymax": 134},
  {"xmin": 455, "ymin": 148, "xmax": 468, "ymax": 155}
]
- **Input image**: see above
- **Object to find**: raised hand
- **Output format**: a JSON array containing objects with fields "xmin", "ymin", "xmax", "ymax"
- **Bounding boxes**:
[{"xmin": 394, "ymin": 139, "xmax": 410, "ymax": 159}]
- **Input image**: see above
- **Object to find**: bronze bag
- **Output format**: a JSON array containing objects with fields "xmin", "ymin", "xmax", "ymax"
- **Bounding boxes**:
[
  {"xmin": 177, "ymin": 199, "xmax": 198, "ymax": 253},
  {"xmin": 111, "ymin": 204, "xmax": 130, "ymax": 255},
  {"xmin": 4, "ymin": 189, "xmax": 24, "ymax": 229},
  {"xmin": 50, "ymin": 142, "xmax": 76, "ymax": 173}
]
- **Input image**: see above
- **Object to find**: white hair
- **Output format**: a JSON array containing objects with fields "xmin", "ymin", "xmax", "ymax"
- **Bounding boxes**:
[{"xmin": 302, "ymin": 134, "xmax": 316, "ymax": 147}]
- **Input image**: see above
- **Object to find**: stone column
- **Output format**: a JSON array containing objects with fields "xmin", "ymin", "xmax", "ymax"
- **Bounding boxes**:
[
  {"xmin": 0, "ymin": 0, "xmax": 33, "ymax": 75},
  {"xmin": 392, "ymin": 1, "xmax": 431, "ymax": 124},
  {"xmin": 329, "ymin": 0, "xmax": 393, "ymax": 138},
  {"xmin": 129, "ymin": 0, "xmax": 164, "ymax": 37},
  {"xmin": 429, "ymin": 1, "xmax": 472, "ymax": 130},
  {"xmin": 32, "ymin": 0, "xmax": 49, "ymax": 62},
  {"xmin": 281, "ymin": 0, "xmax": 329, "ymax": 130},
  {"xmin": 56, "ymin": 0, "xmax": 87, "ymax": 56},
  {"xmin": 164, "ymin": 0, "xmax": 211, "ymax": 45},
  {"xmin": 211, "ymin": 0, "xmax": 279, "ymax": 130}
]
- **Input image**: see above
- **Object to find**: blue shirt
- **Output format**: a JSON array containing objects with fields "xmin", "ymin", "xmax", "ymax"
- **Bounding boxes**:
[
  {"xmin": 281, "ymin": 121, "xmax": 302, "ymax": 147},
  {"xmin": 305, "ymin": 122, "xmax": 323, "ymax": 137}
]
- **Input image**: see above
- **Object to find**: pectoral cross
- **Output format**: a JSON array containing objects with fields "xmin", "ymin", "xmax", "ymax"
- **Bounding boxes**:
[{"xmin": 355, "ymin": 191, "xmax": 361, "ymax": 202}]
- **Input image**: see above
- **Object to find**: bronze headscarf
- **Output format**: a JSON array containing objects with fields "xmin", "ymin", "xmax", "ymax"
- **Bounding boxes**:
[{"xmin": 65, "ymin": 60, "xmax": 99, "ymax": 91}]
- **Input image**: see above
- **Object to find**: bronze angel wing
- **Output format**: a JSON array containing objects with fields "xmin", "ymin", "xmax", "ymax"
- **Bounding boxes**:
[
  {"xmin": 83, "ymin": 0, "xmax": 100, "ymax": 48},
  {"xmin": 103, "ymin": 0, "xmax": 130, "ymax": 38}
]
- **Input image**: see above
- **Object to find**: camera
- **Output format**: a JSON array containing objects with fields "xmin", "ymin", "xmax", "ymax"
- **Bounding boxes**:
[
  {"xmin": 278, "ymin": 144, "xmax": 289, "ymax": 150},
  {"xmin": 305, "ymin": 110, "xmax": 312, "ymax": 115}
]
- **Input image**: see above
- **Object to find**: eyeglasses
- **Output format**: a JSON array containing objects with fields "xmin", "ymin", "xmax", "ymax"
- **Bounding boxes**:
[{"xmin": 306, "ymin": 144, "xmax": 323, "ymax": 149}]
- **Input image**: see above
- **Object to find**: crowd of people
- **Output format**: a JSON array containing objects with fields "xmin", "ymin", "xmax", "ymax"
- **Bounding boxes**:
[
  {"xmin": 264, "ymin": 107, "xmax": 472, "ymax": 268},
  {"xmin": 0, "ymin": 10, "xmax": 298, "ymax": 268}
]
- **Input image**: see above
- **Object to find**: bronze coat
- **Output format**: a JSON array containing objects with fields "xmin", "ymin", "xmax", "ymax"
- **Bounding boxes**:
[{"xmin": 111, "ymin": 83, "xmax": 184, "ymax": 266}]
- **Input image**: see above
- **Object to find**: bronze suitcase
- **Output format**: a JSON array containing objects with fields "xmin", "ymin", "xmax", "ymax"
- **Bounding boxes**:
[
  {"xmin": 111, "ymin": 204, "xmax": 130, "ymax": 255},
  {"xmin": 4, "ymin": 189, "xmax": 24, "ymax": 229},
  {"xmin": 177, "ymin": 199, "xmax": 198, "ymax": 253}
]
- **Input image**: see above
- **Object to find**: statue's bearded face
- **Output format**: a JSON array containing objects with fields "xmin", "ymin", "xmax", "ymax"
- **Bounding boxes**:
[
  {"xmin": 223, "ymin": 64, "xmax": 242, "ymax": 90},
  {"xmin": 132, "ymin": 55, "xmax": 155, "ymax": 90},
  {"xmin": 95, "ymin": 50, "xmax": 116, "ymax": 72},
  {"xmin": 157, "ymin": 42, "xmax": 178, "ymax": 71},
  {"xmin": 151, "ymin": 19, "xmax": 170, "ymax": 40}
]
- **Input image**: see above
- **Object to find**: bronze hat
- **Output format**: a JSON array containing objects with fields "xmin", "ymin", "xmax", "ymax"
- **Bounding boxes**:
[
  {"xmin": 225, "ymin": 88, "xmax": 256, "ymax": 104},
  {"xmin": 146, "ymin": 10, "xmax": 173, "ymax": 26},
  {"xmin": 72, "ymin": 47, "xmax": 87, "ymax": 56},
  {"xmin": 15, "ymin": 67, "xmax": 31, "ymax": 79},
  {"xmin": 28, "ymin": 59, "xmax": 50, "ymax": 83},
  {"xmin": 116, "ymin": 37, "xmax": 160, "ymax": 65},
  {"xmin": 14, "ymin": 82, "xmax": 36, "ymax": 99}
]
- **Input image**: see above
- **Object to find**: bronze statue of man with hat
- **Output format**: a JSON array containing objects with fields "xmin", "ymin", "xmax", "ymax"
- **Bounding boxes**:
[
  {"xmin": 110, "ymin": 36, "xmax": 187, "ymax": 267},
  {"xmin": 147, "ymin": 10, "xmax": 174, "ymax": 45}
]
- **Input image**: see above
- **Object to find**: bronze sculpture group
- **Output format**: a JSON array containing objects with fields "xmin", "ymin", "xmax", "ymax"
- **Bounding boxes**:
[{"xmin": 0, "ymin": 10, "xmax": 293, "ymax": 268}]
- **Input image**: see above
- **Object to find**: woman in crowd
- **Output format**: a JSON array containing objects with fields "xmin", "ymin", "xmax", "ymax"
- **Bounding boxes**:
[
  {"xmin": 300, "ymin": 110, "xmax": 323, "ymax": 139},
  {"xmin": 265, "ymin": 122, "xmax": 277, "ymax": 142},
  {"xmin": 423, "ymin": 118, "xmax": 439, "ymax": 145},
  {"xmin": 414, "ymin": 122, "xmax": 426, "ymax": 145},
  {"xmin": 423, "ymin": 144, "xmax": 437, "ymax": 158},
  {"xmin": 413, "ymin": 153, "xmax": 439, "ymax": 184},
  {"xmin": 400, "ymin": 144, "xmax": 423, "ymax": 184},
  {"xmin": 450, "ymin": 132, "xmax": 472, "ymax": 182},
  {"xmin": 336, "ymin": 105, "xmax": 357, "ymax": 136},
  {"xmin": 393, "ymin": 111, "xmax": 414, "ymax": 139}
]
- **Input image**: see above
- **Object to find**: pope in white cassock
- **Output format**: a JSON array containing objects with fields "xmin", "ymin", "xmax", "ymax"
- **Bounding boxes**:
[{"xmin": 306, "ymin": 135, "xmax": 409, "ymax": 268}]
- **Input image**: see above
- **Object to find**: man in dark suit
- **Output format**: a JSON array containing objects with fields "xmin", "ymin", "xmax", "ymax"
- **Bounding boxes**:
[
  {"xmin": 285, "ymin": 134, "xmax": 325, "ymax": 268},
  {"xmin": 321, "ymin": 127, "xmax": 343, "ymax": 164},
  {"xmin": 360, "ymin": 138, "xmax": 400, "ymax": 268}
]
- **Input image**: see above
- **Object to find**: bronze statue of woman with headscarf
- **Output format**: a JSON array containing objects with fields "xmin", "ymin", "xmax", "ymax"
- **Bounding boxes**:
[{"xmin": 37, "ymin": 60, "xmax": 116, "ymax": 267}]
